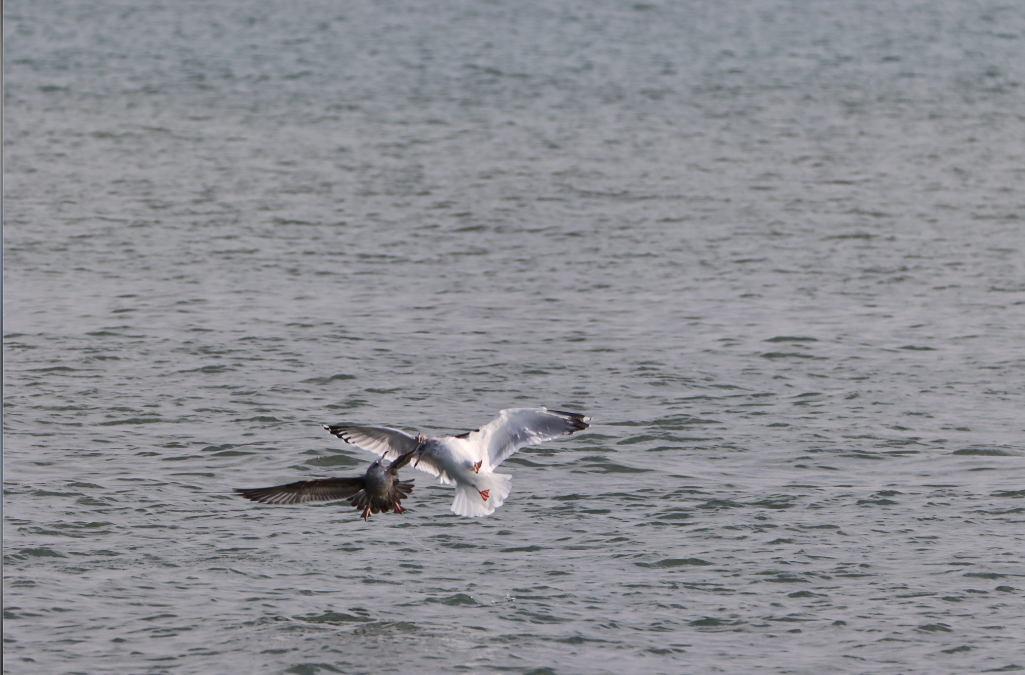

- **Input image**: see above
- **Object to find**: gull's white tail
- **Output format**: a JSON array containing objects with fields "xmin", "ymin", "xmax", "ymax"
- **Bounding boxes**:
[{"xmin": 450, "ymin": 473, "xmax": 512, "ymax": 517}]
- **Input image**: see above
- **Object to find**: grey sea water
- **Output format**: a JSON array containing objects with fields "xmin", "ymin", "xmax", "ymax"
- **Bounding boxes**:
[{"xmin": 4, "ymin": 0, "xmax": 1024, "ymax": 673}]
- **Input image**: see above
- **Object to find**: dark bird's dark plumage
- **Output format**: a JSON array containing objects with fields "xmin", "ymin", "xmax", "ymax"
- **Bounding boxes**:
[{"xmin": 235, "ymin": 450, "xmax": 416, "ymax": 520}]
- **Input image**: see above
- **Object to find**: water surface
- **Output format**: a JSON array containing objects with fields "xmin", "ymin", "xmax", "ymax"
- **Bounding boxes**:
[{"xmin": 4, "ymin": 1, "xmax": 1024, "ymax": 673}]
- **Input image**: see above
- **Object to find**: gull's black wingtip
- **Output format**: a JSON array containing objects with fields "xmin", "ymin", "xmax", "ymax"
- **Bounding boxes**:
[
  {"xmin": 322, "ymin": 424, "xmax": 348, "ymax": 438},
  {"xmin": 548, "ymin": 409, "xmax": 591, "ymax": 432}
]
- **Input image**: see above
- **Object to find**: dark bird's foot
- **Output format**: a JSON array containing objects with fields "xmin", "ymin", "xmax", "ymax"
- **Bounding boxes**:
[
  {"xmin": 393, "ymin": 503, "xmax": 406, "ymax": 514},
  {"xmin": 360, "ymin": 506, "xmax": 373, "ymax": 520}
]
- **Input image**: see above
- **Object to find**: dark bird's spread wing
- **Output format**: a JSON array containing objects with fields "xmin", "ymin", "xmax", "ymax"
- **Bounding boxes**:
[
  {"xmin": 234, "ymin": 477, "xmax": 366, "ymax": 505},
  {"xmin": 323, "ymin": 425, "xmax": 419, "ymax": 461}
]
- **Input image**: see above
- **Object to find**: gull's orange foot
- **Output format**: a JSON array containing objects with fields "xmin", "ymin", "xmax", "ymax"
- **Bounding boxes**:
[
  {"xmin": 478, "ymin": 489, "xmax": 490, "ymax": 501},
  {"xmin": 472, "ymin": 460, "xmax": 482, "ymax": 473}
]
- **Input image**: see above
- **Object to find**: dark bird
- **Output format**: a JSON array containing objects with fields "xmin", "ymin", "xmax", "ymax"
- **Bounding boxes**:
[
  {"xmin": 324, "ymin": 407, "xmax": 590, "ymax": 517},
  {"xmin": 234, "ymin": 449, "xmax": 418, "ymax": 520}
]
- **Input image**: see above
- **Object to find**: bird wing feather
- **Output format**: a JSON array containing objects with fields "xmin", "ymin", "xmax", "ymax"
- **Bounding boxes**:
[
  {"xmin": 234, "ymin": 477, "xmax": 366, "ymax": 505},
  {"xmin": 322, "ymin": 425, "xmax": 419, "ymax": 460},
  {"xmin": 461, "ymin": 407, "xmax": 590, "ymax": 473}
]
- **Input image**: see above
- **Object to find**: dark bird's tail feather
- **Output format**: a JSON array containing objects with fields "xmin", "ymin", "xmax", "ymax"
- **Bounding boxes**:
[{"xmin": 346, "ymin": 480, "xmax": 415, "ymax": 521}]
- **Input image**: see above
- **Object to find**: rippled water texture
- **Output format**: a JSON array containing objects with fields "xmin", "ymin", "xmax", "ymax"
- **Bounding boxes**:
[{"xmin": 4, "ymin": 0, "xmax": 1024, "ymax": 673}]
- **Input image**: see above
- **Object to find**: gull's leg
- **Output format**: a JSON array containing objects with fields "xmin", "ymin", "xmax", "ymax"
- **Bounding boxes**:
[{"xmin": 476, "ymin": 488, "xmax": 490, "ymax": 501}]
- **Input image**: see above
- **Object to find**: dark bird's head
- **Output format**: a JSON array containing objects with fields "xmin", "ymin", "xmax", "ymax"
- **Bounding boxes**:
[{"xmin": 365, "ymin": 456, "xmax": 389, "ymax": 476}]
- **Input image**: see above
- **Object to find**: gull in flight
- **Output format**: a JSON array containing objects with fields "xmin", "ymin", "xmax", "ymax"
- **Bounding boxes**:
[
  {"xmin": 323, "ymin": 407, "xmax": 590, "ymax": 517},
  {"xmin": 234, "ymin": 450, "xmax": 416, "ymax": 520}
]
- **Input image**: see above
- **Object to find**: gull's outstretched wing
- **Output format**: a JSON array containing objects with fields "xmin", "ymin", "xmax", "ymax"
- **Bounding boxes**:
[
  {"xmin": 459, "ymin": 407, "xmax": 590, "ymax": 473},
  {"xmin": 323, "ymin": 425, "xmax": 419, "ymax": 460},
  {"xmin": 234, "ymin": 477, "xmax": 366, "ymax": 505}
]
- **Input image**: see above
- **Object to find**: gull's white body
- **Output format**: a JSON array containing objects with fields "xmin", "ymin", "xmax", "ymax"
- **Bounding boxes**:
[
  {"xmin": 323, "ymin": 407, "xmax": 590, "ymax": 517},
  {"xmin": 412, "ymin": 437, "xmax": 514, "ymax": 517}
]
